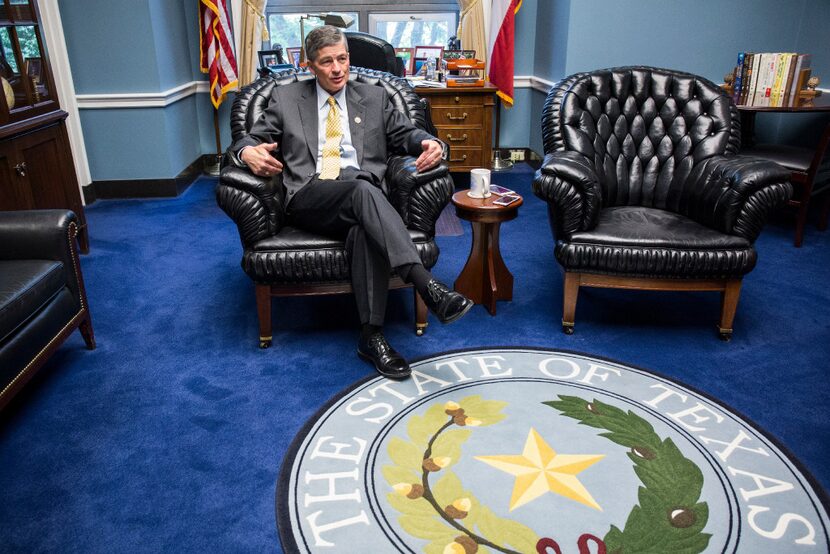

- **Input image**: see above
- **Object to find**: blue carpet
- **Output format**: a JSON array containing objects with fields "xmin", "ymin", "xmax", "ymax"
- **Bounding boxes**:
[{"xmin": 1, "ymin": 163, "xmax": 828, "ymax": 552}]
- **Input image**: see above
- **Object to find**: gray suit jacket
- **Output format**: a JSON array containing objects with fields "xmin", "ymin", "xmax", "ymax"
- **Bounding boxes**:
[{"xmin": 230, "ymin": 78, "xmax": 438, "ymax": 200}]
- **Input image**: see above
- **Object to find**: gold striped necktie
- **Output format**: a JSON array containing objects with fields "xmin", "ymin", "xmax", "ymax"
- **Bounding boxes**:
[{"xmin": 319, "ymin": 96, "xmax": 342, "ymax": 180}]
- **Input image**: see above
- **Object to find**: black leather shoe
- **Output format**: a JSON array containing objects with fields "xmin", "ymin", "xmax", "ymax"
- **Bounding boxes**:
[
  {"xmin": 423, "ymin": 280, "xmax": 473, "ymax": 324},
  {"xmin": 357, "ymin": 333, "xmax": 411, "ymax": 380}
]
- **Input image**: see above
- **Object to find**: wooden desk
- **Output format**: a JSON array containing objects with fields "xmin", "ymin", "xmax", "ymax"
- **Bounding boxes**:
[
  {"xmin": 738, "ymin": 94, "xmax": 830, "ymax": 147},
  {"xmin": 415, "ymin": 83, "xmax": 497, "ymax": 172},
  {"xmin": 451, "ymin": 190, "xmax": 523, "ymax": 315}
]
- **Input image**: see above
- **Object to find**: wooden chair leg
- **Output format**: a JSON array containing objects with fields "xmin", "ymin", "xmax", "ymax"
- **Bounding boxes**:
[
  {"xmin": 718, "ymin": 279, "xmax": 742, "ymax": 341},
  {"xmin": 79, "ymin": 315, "xmax": 96, "ymax": 350},
  {"xmin": 794, "ymin": 199, "xmax": 810, "ymax": 247},
  {"xmin": 414, "ymin": 289, "xmax": 428, "ymax": 336},
  {"xmin": 562, "ymin": 272, "xmax": 580, "ymax": 335},
  {"xmin": 818, "ymin": 191, "xmax": 830, "ymax": 231},
  {"xmin": 255, "ymin": 284, "xmax": 272, "ymax": 348}
]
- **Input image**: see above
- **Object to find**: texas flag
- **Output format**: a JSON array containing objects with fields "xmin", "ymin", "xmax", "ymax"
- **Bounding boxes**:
[{"xmin": 487, "ymin": 0, "xmax": 522, "ymax": 106}]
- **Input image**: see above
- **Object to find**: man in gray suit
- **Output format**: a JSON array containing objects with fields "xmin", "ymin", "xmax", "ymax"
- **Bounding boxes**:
[{"xmin": 231, "ymin": 26, "xmax": 472, "ymax": 380}]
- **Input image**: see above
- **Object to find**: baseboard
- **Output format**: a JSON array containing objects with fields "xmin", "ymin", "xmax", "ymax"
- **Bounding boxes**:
[{"xmin": 82, "ymin": 155, "xmax": 209, "ymax": 203}]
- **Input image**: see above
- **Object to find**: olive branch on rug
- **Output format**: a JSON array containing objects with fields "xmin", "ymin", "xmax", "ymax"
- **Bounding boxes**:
[{"xmin": 384, "ymin": 395, "xmax": 538, "ymax": 554}]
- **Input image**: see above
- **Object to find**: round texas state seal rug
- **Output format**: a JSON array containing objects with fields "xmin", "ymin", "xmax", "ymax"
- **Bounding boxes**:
[{"xmin": 276, "ymin": 348, "xmax": 829, "ymax": 553}]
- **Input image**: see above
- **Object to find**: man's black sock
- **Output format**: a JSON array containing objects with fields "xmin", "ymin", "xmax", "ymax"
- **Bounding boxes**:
[
  {"xmin": 361, "ymin": 323, "xmax": 382, "ymax": 341},
  {"xmin": 400, "ymin": 263, "xmax": 433, "ymax": 295}
]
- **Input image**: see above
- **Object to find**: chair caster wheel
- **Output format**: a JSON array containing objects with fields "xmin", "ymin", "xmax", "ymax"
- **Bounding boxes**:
[
  {"xmin": 415, "ymin": 325, "xmax": 426, "ymax": 336},
  {"xmin": 718, "ymin": 332, "xmax": 732, "ymax": 342},
  {"xmin": 562, "ymin": 324, "xmax": 574, "ymax": 335},
  {"xmin": 259, "ymin": 338, "xmax": 272, "ymax": 348}
]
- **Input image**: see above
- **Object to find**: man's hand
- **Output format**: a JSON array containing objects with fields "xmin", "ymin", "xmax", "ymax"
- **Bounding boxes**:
[
  {"xmin": 241, "ymin": 142, "xmax": 283, "ymax": 177},
  {"xmin": 414, "ymin": 139, "xmax": 443, "ymax": 173}
]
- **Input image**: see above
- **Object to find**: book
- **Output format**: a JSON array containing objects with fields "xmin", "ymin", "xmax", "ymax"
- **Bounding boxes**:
[
  {"xmin": 740, "ymin": 53, "xmax": 754, "ymax": 105},
  {"xmin": 759, "ymin": 53, "xmax": 778, "ymax": 107},
  {"xmin": 746, "ymin": 53, "xmax": 762, "ymax": 106},
  {"xmin": 749, "ymin": 53, "xmax": 769, "ymax": 106},
  {"xmin": 788, "ymin": 54, "xmax": 812, "ymax": 101},
  {"xmin": 770, "ymin": 53, "xmax": 785, "ymax": 107},
  {"xmin": 732, "ymin": 52, "xmax": 746, "ymax": 105},
  {"xmin": 781, "ymin": 53, "xmax": 799, "ymax": 106}
]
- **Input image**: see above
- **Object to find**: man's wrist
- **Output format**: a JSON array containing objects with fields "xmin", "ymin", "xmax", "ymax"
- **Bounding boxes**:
[{"xmin": 238, "ymin": 146, "xmax": 251, "ymax": 167}]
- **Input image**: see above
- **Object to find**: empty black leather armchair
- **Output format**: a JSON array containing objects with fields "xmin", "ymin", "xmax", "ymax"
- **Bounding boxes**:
[
  {"xmin": 345, "ymin": 31, "xmax": 404, "ymax": 77},
  {"xmin": 0, "ymin": 210, "xmax": 95, "ymax": 409},
  {"xmin": 533, "ymin": 66, "xmax": 792, "ymax": 338}
]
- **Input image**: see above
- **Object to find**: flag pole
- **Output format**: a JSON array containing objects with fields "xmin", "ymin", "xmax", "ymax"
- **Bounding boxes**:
[
  {"xmin": 491, "ymin": 95, "xmax": 513, "ymax": 171},
  {"xmin": 206, "ymin": 106, "xmax": 222, "ymax": 176}
]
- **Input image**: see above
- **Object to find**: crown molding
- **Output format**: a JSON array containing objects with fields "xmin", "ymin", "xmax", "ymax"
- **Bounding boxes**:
[{"xmin": 76, "ymin": 81, "xmax": 210, "ymax": 109}]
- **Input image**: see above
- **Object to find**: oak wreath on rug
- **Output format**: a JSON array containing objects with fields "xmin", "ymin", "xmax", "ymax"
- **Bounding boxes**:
[{"xmin": 276, "ymin": 349, "xmax": 829, "ymax": 554}]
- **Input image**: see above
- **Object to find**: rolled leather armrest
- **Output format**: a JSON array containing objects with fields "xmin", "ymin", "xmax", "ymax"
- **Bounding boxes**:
[
  {"xmin": 216, "ymin": 165, "xmax": 286, "ymax": 246},
  {"xmin": 532, "ymin": 151, "xmax": 602, "ymax": 237},
  {"xmin": 386, "ymin": 156, "xmax": 452, "ymax": 234},
  {"xmin": 683, "ymin": 155, "xmax": 793, "ymax": 241},
  {"xmin": 0, "ymin": 209, "xmax": 77, "ymax": 262},
  {"xmin": 0, "ymin": 209, "xmax": 83, "ymax": 301}
]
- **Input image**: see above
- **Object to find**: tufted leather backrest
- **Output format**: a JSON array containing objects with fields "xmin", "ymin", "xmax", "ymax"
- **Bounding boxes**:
[
  {"xmin": 230, "ymin": 67, "xmax": 427, "ymax": 143},
  {"xmin": 345, "ymin": 31, "xmax": 404, "ymax": 77},
  {"xmin": 542, "ymin": 67, "xmax": 742, "ymax": 210}
]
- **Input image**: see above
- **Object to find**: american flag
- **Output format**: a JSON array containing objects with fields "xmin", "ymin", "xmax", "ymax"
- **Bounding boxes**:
[{"xmin": 199, "ymin": 0, "xmax": 238, "ymax": 109}]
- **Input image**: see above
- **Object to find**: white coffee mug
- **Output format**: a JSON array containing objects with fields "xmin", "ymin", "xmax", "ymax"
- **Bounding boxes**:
[{"xmin": 468, "ymin": 168, "xmax": 491, "ymax": 198}]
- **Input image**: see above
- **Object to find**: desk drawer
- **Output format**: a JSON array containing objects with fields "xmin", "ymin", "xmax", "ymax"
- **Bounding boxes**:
[
  {"xmin": 429, "ymin": 93, "xmax": 488, "ymax": 108},
  {"xmin": 431, "ymin": 107, "xmax": 484, "ymax": 126},
  {"xmin": 436, "ymin": 127, "xmax": 486, "ymax": 148},
  {"xmin": 447, "ymin": 147, "xmax": 484, "ymax": 169}
]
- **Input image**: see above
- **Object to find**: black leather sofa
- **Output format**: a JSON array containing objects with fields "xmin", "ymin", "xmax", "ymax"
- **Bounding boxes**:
[
  {"xmin": 216, "ymin": 67, "xmax": 453, "ymax": 347},
  {"xmin": 0, "ymin": 210, "xmax": 95, "ymax": 409}
]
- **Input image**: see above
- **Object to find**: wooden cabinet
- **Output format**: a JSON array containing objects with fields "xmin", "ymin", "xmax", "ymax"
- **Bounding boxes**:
[
  {"xmin": 1, "ymin": 0, "xmax": 88, "ymax": 252},
  {"xmin": 416, "ymin": 84, "xmax": 497, "ymax": 172}
]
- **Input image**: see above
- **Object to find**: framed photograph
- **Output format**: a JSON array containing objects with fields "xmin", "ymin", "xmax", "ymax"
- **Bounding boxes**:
[
  {"xmin": 412, "ymin": 57, "xmax": 428, "ymax": 77},
  {"xmin": 258, "ymin": 50, "xmax": 283, "ymax": 69},
  {"xmin": 24, "ymin": 57, "xmax": 42, "ymax": 84},
  {"xmin": 414, "ymin": 46, "xmax": 443, "ymax": 61},
  {"xmin": 394, "ymin": 48, "xmax": 414, "ymax": 75},
  {"xmin": 443, "ymin": 49, "xmax": 476, "ymax": 61},
  {"xmin": 286, "ymin": 47, "xmax": 302, "ymax": 68}
]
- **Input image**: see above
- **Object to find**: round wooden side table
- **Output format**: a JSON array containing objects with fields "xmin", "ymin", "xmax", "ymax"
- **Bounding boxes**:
[{"xmin": 451, "ymin": 190, "xmax": 523, "ymax": 315}]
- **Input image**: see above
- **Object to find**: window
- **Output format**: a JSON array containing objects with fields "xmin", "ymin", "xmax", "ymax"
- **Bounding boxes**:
[
  {"xmin": 266, "ymin": 13, "xmax": 359, "ymax": 52},
  {"xmin": 264, "ymin": 2, "xmax": 458, "ymax": 51},
  {"xmin": 368, "ymin": 12, "xmax": 456, "ymax": 48}
]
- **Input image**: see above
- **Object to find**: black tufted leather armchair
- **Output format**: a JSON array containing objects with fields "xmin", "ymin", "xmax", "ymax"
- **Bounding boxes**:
[
  {"xmin": 533, "ymin": 66, "xmax": 793, "ymax": 339},
  {"xmin": 216, "ymin": 67, "xmax": 453, "ymax": 347}
]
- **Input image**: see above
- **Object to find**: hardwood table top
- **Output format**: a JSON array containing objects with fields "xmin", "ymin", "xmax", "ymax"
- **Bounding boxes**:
[{"xmin": 451, "ymin": 189, "xmax": 524, "ymax": 215}]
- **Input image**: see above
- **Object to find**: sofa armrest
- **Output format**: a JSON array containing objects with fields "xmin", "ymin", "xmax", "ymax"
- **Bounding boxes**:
[
  {"xmin": 0, "ymin": 209, "xmax": 85, "ymax": 302},
  {"xmin": 532, "ymin": 151, "xmax": 602, "ymax": 238},
  {"xmin": 386, "ymin": 156, "xmax": 453, "ymax": 235},
  {"xmin": 216, "ymin": 165, "xmax": 286, "ymax": 246},
  {"xmin": 684, "ymin": 155, "xmax": 793, "ymax": 241}
]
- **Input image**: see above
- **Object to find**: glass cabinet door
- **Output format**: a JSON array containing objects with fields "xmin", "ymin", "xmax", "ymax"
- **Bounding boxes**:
[{"xmin": 0, "ymin": 0, "xmax": 58, "ymax": 126}]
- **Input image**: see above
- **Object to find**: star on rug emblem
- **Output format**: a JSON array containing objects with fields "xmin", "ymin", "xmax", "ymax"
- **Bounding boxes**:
[{"xmin": 475, "ymin": 428, "xmax": 605, "ymax": 511}]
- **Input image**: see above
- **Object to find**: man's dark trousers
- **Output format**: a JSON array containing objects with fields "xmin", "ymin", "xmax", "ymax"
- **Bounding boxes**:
[{"xmin": 287, "ymin": 171, "xmax": 421, "ymax": 327}]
